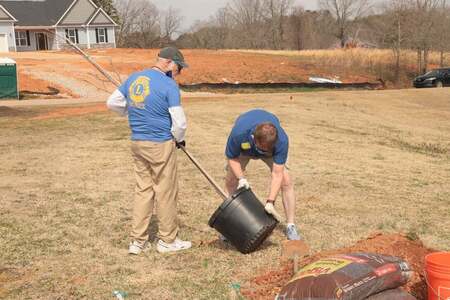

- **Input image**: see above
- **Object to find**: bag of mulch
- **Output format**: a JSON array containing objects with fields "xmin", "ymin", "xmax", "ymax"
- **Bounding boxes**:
[
  {"xmin": 276, "ymin": 253, "xmax": 412, "ymax": 300},
  {"xmin": 366, "ymin": 288, "xmax": 416, "ymax": 299}
]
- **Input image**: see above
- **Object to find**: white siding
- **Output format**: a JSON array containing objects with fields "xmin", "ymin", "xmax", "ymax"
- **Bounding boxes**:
[
  {"xmin": 110, "ymin": 27, "xmax": 116, "ymax": 47},
  {"xmin": 57, "ymin": 27, "xmax": 89, "ymax": 48},
  {"xmin": 15, "ymin": 30, "xmax": 58, "ymax": 51},
  {"xmin": 88, "ymin": 26, "xmax": 96, "ymax": 44},
  {"xmin": 76, "ymin": 28, "xmax": 87, "ymax": 44},
  {"xmin": 55, "ymin": 27, "xmax": 65, "ymax": 49},
  {"xmin": 15, "ymin": 30, "xmax": 35, "ymax": 51},
  {"xmin": 0, "ymin": 22, "xmax": 15, "ymax": 52},
  {"xmin": 48, "ymin": 33, "xmax": 57, "ymax": 50},
  {"xmin": 88, "ymin": 26, "xmax": 115, "ymax": 46}
]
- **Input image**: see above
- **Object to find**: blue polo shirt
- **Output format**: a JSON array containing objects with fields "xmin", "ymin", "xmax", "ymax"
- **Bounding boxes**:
[
  {"xmin": 225, "ymin": 109, "xmax": 289, "ymax": 164},
  {"xmin": 119, "ymin": 69, "xmax": 180, "ymax": 142}
]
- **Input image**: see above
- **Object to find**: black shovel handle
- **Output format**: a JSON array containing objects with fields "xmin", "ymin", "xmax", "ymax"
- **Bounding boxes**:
[{"xmin": 179, "ymin": 146, "xmax": 228, "ymax": 201}]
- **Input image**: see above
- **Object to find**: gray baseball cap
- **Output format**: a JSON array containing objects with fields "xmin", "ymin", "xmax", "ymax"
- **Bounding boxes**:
[{"xmin": 158, "ymin": 47, "xmax": 188, "ymax": 68}]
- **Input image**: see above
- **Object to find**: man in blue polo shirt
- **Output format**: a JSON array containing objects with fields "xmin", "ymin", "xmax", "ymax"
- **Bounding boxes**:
[
  {"xmin": 107, "ymin": 47, "xmax": 191, "ymax": 254},
  {"xmin": 224, "ymin": 109, "xmax": 301, "ymax": 240}
]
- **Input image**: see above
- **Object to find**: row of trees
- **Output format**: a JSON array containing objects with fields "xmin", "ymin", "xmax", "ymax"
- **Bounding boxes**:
[
  {"xmin": 376, "ymin": 0, "xmax": 450, "ymax": 76},
  {"xmin": 96, "ymin": 0, "xmax": 450, "ymax": 78},
  {"xmin": 177, "ymin": 0, "xmax": 333, "ymax": 50},
  {"xmin": 178, "ymin": 0, "xmax": 450, "ymax": 76},
  {"xmin": 111, "ymin": 0, "xmax": 183, "ymax": 48}
]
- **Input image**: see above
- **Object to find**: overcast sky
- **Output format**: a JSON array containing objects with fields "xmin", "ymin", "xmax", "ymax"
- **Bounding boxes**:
[{"xmin": 152, "ymin": 0, "xmax": 320, "ymax": 30}]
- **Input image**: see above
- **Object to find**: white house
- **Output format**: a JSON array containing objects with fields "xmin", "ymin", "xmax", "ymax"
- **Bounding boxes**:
[{"xmin": 0, "ymin": 0, "xmax": 117, "ymax": 52}]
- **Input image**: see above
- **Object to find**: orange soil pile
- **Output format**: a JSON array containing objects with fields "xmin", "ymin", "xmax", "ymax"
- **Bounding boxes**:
[
  {"xmin": 18, "ymin": 71, "xmax": 78, "ymax": 98},
  {"xmin": 242, "ymin": 233, "xmax": 436, "ymax": 300},
  {"xmin": 10, "ymin": 49, "xmax": 376, "ymax": 98},
  {"xmin": 90, "ymin": 49, "xmax": 374, "ymax": 85}
]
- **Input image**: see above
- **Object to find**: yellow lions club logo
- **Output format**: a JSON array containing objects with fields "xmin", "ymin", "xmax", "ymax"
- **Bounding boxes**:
[
  {"xmin": 241, "ymin": 142, "xmax": 251, "ymax": 150},
  {"xmin": 129, "ymin": 76, "xmax": 150, "ymax": 108}
]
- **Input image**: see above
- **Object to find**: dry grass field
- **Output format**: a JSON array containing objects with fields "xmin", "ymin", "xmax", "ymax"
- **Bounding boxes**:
[
  {"xmin": 1, "ymin": 88, "xmax": 449, "ymax": 299},
  {"xmin": 235, "ymin": 48, "xmax": 447, "ymax": 66}
]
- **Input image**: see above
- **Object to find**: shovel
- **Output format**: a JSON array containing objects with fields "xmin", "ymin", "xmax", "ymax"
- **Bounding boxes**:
[
  {"xmin": 50, "ymin": 34, "xmax": 303, "ymax": 255},
  {"xmin": 178, "ymin": 145, "xmax": 227, "ymax": 200}
]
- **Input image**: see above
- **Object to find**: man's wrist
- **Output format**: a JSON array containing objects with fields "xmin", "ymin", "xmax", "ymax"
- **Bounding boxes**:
[{"xmin": 266, "ymin": 199, "xmax": 275, "ymax": 204}]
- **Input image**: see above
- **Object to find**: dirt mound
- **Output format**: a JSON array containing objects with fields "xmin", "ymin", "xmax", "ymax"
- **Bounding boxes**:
[
  {"xmin": 18, "ymin": 72, "xmax": 78, "ymax": 99},
  {"xmin": 242, "ymin": 233, "xmax": 436, "ymax": 300},
  {"xmin": 10, "ymin": 49, "xmax": 378, "ymax": 99}
]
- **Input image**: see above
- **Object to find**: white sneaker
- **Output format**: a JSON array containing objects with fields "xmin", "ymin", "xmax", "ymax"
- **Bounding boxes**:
[
  {"xmin": 128, "ymin": 240, "xmax": 150, "ymax": 255},
  {"xmin": 156, "ymin": 238, "xmax": 192, "ymax": 253},
  {"xmin": 286, "ymin": 224, "xmax": 301, "ymax": 241}
]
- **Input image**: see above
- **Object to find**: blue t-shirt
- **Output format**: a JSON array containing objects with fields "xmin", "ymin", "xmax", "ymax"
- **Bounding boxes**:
[
  {"xmin": 119, "ymin": 69, "xmax": 180, "ymax": 142},
  {"xmin": 225, "ymin": 109, "xmax": 289, "ymax": 164}
]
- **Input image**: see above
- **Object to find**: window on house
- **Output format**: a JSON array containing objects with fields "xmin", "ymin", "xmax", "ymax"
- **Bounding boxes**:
[
  {"xmin": 65, "ymin": 29, "xmax": 78, "ymax": 44},
  {"xmin": 97, "ymin": 28, "xmax": 106, "ymax": 43},
  {"xmin": 15, "ymin": 31, "xmax": 28, "ymax": 47}
]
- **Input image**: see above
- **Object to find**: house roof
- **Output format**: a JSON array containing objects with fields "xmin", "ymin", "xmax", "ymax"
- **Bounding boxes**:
[
  {"xmin": 0, "ymin": 4, "xmax": 17, "ymax": 22},
  {"xmin": 87, "ymin": 7, "xmax": 117, "ymax": 26},
  {"xmin": 0, "ymin": 0, "xmax": 75, "ymax": 26}
]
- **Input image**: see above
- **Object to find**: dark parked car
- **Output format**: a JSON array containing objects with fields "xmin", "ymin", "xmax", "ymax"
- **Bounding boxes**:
[{"xmin": 413, "ymin": 68, "xmax": 450, "ymax": 88}]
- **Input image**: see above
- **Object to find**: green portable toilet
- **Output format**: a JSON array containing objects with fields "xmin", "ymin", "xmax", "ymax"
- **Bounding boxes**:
[{"xmin": 0, "ymin": 58, "xmax": 19, "ymax": 100}]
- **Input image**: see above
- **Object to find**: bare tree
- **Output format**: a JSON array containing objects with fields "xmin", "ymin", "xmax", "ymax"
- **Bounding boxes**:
[
  {"xmin": 227, "ymin": 0, "xmax": 265, "ymax": 48},
  {"xmin": 161, "ymin": 6, "xmax": 184, "ymax": 44},
  {"xmin": 114, "ymin": 0, "xmax": 133, "ymax": 45},
  {"xmin": 93, "ymin": 0, "xmax": 119, "ymax": 23},
  {"xmin": 262, "ymin": 0, "xmax": 294, "ymax": 49},
  {"xmin": 378, "ymin": 0, "xmax": 412, "ymax": 82},
  {"xmin": 408, "ymin": 0, "xmax": 445, "ymax": 74},
  {"xmin": 114, "ymin": 0, "xmax": 160, "ymax": 48},
  {"xmin": 176, "ymin": 7, "xmax": 232, "ymax": 49},
  {"xmin": 285, "ymin": 8, "xmax": 336, "ymax": 50},
  {"xmin": 435, "ymin": 0, "xmax": 450, "ymax": 67},
  {"xmin": 214, "ymin": 7, "xmax": 233, "ymax": 48},
  {"xmin": 182, "ymin": 21, "xmax": 217, "ymax": 48},
  {"xmin": 288, "ymin": 6, "xmax": 306, "ymax": 50},
  {"xmin": 319, "ymin": 0, "xmax": 372, "ymax": 47}
]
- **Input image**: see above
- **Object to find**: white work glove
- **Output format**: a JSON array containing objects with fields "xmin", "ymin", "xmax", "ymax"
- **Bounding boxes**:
[
  {"xmin": 237, "ymin": 177, "xmax": 250, "ymax": 190},
  {"xmin": 265, "ymin": 201, "xmax": 283, "ymax": 222}
]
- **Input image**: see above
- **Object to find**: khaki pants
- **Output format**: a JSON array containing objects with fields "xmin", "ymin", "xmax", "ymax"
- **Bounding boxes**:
[{"xmin": 130, "ymin": 140, "xmax": 178, "ymax": 244}]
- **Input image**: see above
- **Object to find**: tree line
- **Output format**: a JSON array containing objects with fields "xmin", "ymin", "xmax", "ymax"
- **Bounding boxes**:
[{"xmin": 97, "ymin": 0, "xmax": 450, "ymax": 78}]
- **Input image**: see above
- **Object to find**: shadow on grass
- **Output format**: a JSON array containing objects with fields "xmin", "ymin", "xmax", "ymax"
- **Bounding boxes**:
[
  {"xmin": 147, "ymin": 218, "xmax": 159, "ymax": 243},
  {"xmin": 0, "ymin": 106, "xmax": 38, "ymax": 118},
  {"xmin": 205, "ymin": 238, "xmax": 277, "ymax": 254}
]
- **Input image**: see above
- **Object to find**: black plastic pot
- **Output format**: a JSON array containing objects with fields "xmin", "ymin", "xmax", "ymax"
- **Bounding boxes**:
[{"xmin": 208, "ymin": 187, "xmax": 279, "ymax": 254}]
